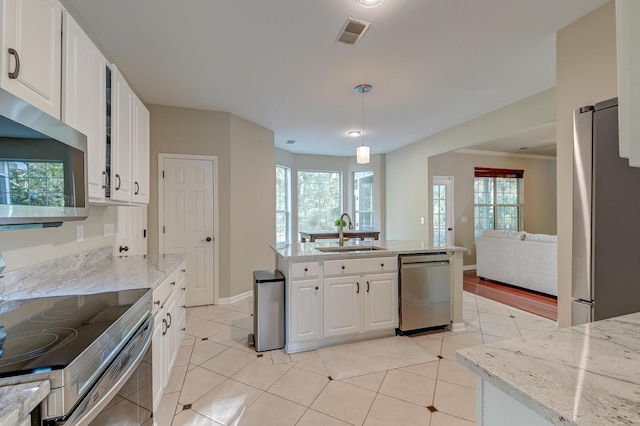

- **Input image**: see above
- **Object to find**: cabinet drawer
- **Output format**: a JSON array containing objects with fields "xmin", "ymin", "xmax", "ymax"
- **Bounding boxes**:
[
  {"xmin": 153, "ymin": 271, "xmax": 175, "ymax": 314},
  {"xmin": 291, "ymin": 262, "xmax": 320, "ymax": 278},
  {"xmin": 324, "ymin": 256, "xmax": 397, "ymax": 276}
]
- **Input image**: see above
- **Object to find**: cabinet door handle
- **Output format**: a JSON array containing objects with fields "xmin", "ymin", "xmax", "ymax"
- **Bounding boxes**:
[
  {"xmin": 154, "ymin": 300, "xmax": 160, "ymax": 306},
  {"xmin": 181, "ymin": 269, "xmax": 186, "ymax": 273},
  {"xmin": 166, "ymin": 312, "xmax": 172, "ymax": 328},
  {"xmin": 115, "ymin": 174, "xmax": 121, "ymax": 190},
  {"xmin": 356, "ymin": 282, "xmax": 360, "ymax": 294},
  {"xmin": 134, "ymin": 181, "xmax": 139, "ymax": 195},
  {"xmin": 102, "ymin": 171, "xmax": 108, "ymax": 189},
  {"xmin": 7, "ymin": 48, "xmax": 19, "ymax": 79},
  {"xmin": 367, "ymin": 281, "xmax": 370, "ymax": 292},
  {"xmin": 381, "ymin": 263, "xmax": 384, "ymax": 268},
  {"xmin": 304, "ymin": 267, "xmax": 308, "ymax": 272},
  {"xmin": 341, "ymin": 265, "xmax": 345, "ymax": 270},
  {"xmin": 119, "ymin": 245, "xmax": 129, "ymax": 253},
  {"xmin": 181, "ymin": 287, "xmax": 186, "ymax": 291},
  {"xmin": 162, "ymin": 318, "xmax": 167, "ymax": 336},
  {"xmin": 315, "ymin": 286, "xmax": 319, "ymax": 291},
  {"xmin": 170, "ymin": 281, "xmax": 176, "ymax": 286}
]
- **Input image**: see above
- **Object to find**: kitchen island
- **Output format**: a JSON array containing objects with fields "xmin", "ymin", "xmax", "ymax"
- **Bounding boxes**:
[
  {"xmin": 457, "ymin": 312, "xmax": 640, "ymax": 425},
  {"xmin": 271, "ymin": 240, "xmax": 467, "ymax": 353}
]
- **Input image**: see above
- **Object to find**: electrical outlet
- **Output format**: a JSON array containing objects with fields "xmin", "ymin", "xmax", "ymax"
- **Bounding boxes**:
[
  {"xmin": 76, "ymin": 225, "xmax": 84, "ymax": 242},
  {"xmin": 420, "ymin": 217, "xmax": 425, "ymax": 225},
  {"xmin": 104, "ymin": 223, "xmax": 115, "ymax": 236}
]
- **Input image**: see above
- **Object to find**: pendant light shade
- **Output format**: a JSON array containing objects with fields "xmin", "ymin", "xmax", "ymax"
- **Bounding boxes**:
[
  {"xmin": 357, "ymin": 144, "xmax": 370, "ymax": 164},
  {"xmin": 354, "ymin": 84, "xmax": 372, "ymax": 165}
]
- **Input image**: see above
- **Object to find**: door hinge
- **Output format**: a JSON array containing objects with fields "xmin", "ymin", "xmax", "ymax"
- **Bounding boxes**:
[{"xmin": 162, "ymin": 226, "xmax": 165, "ymax": 234}]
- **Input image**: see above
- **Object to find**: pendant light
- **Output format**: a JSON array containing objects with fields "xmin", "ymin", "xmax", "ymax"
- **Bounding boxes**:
[{"xmin": 355, "ymin": 84, "xmax": 372, "ymax": 164}]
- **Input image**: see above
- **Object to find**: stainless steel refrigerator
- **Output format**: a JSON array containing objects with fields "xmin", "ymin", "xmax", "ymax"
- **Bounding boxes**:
[{"xmin": 572, "ymin": 98, "xmax": 640, "ymax": 325}]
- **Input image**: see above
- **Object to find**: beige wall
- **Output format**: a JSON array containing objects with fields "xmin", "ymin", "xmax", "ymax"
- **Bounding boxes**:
[
  {"xmin": 276, "ymin": 149, "xmax": 386, "ymax": 241},
  {"xmin": 149, "ymin": 105, "xmax": 274, "ymax": 299},
  {"xmin": 429, "ymin": 151, "xmax": 557, "ymax": 265},
  {"xmin": 0, "ymin": 205, "xmax": 116, "ymax": 272},
  {"xmin": 385, "ymin": 88, "xmax": 556, "ymax": 243},
  {"xmin": 556, "ymin": 1, "xmax": 617, "ymax": 327}
]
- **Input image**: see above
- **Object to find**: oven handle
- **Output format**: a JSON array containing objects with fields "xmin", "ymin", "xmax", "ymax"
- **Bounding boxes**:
[{"xmin": 63, "ymin": 314, "xmax": 153, "ymax": 426}]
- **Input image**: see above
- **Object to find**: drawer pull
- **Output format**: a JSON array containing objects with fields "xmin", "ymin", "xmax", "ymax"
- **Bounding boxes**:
[
  {"xmin": 381, "ymin": 263, "xmax": 384, "ymax": 267},
  {"xmin": 181, "ymin": 269, "xmax": 186, "ymax": 272},
  {"xmin": 341, "ymin": 265, "xmax": 345, "ymax": 270},
  {"xmin": 170, "ymin": 281, "xmax": 176, "ymax": 286},
  {"xmin": 182, "ymin": 287, "xmax": 186, "ymax": 291},
  {"xmin": 315, "ymin": 286, "xmax": 319, "ymax": 290},
  {"xmin": 181, "ymin": 305, "xmax": 186, "ymax": 308},
  {"xmin": 304, "ymin": 267, "xmax": 308, "ymax": 272},
  {"xmin": 181, "ymin": 328, "xmax": 186, "ymax": 331},
  {"xmin": 166, "ymin": 312, "xmax": 172, "ymax": 327},
  {"xmin": 162, "ymin": 319, "xmax": 167, "ymax": 336},
  {"xmin": 154, "ymin": 300, "xmax": 160, "ymax": 306}
]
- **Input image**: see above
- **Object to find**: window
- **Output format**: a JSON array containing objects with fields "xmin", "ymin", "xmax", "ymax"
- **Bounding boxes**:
[
  {"xmin": 474, "ymin": 167, "xmax": 524, "ymax": 238},
  {"xmin": 353, "ymin": 171, "xmax": 374, "ymax": 230},
  {"xmin": 0, "ymin": 160, "xmax": 65, "ymax": 206},
  {"xmin": 298, "ymin": 171, "xmax": 341, "ymax": 234},
  {"xmin": 275, "ymin": 165, "xmax": 290, "ymax": 243}
]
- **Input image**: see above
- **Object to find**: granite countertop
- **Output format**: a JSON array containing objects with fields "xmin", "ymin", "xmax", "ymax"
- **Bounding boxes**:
[
  {"xmin": 271, "ymin": 239, "xmax": 467, "ymax": 261},
  {"xmin": 457, "ymin": 312, "xmax": 640, "ymax": 425},
  {"xmin": 0, "ymin": 381, "xmax": 50, "ymax": 426},
  {"xmin": 0, "ymin": 246, "xmax": 186, "ymax": 300}
]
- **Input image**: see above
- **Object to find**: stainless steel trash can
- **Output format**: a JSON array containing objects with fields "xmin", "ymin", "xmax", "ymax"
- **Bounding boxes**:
[{"xmin": 249, "ymin": 270, "xmax": 285, "ymax": 352}]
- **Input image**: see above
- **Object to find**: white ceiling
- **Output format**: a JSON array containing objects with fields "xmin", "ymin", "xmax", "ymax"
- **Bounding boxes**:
[{"xmin": 66, "ymin": 0, "xmax": 607, "ymax": 157}]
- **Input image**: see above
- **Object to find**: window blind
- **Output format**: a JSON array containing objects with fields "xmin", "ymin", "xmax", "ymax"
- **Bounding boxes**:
[{"xmin": 474, "ymin": 167, "xmax": 524, "ymax": 178}]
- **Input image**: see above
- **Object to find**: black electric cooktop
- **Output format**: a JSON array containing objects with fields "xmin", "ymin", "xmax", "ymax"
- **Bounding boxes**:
[{"xmin": 0, "ymin": 288, "xmax": 149, "ymax": 378}]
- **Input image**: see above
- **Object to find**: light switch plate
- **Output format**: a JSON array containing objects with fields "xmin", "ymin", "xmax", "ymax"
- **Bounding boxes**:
[
  {"xmin": 461, "ymin": 216, "xmax": 468, "ymax": 223},
  {"xmin": 76, "ymin": 225, "xmax": 84, "ymax": 242}
]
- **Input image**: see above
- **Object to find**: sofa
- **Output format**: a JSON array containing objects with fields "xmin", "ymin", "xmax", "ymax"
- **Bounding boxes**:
[{"xmin": 475, "ymin": 230, "xmax": 557, "ymax": 297}]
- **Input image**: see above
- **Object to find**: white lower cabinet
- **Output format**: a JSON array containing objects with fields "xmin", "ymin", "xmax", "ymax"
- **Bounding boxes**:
[
  {"xmin": 324, "ymin": 275, "xmax": 361, "ymax": 337},
  {"xmin": 324, "ymin": 272, "xmax": 398, "ymax": 337},
  {"xmin": 152, "ymin": 261, "xmax": 187, "ymax": 414},
  {"xmin": 290, "ymin": 278, "xmax": 322, "ymax": 342},
  {"xmin": 364, "ymin": 273, "xmax": 398, "ymax": 331},
  {"xmin": 283, "ymin": 256, "xmax": 398, "ymax": 352}
]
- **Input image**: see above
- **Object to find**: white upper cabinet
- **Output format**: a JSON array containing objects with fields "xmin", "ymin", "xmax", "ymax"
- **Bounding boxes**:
[
  {"xmin": 0, "ymin": 0, "xmax": 61, "ymax": 118},
  {"xmin": 111, "ymin": 65, "xmax": 149, "ymax": 204},
  {"xmin": 62, "ymin": 11, "xmax": 108, "ymax": 200},
  {"xmin": 132, "ymin": 97, "xmax": 150, "ymax": 204},
  {"xmin": 616, "ymin": 0, "xmax": 640, "ymax": 167}
]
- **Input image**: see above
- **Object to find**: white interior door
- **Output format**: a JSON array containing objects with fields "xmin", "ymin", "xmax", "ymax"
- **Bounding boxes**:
[
  {"xmin": 433, "ymin": 176, "xmax": 454, "ymax": 246},
  {"xmin": 161, "ymin": 155, "xmax": 216, "ymax": 306}
]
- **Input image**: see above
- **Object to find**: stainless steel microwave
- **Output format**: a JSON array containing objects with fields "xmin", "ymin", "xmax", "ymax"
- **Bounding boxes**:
[{"xmin": 0, "ymin": 88, "xmax": 88, "ymax": 228}]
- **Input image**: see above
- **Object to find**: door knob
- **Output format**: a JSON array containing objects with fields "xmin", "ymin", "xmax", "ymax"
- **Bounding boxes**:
[
  {"xmin": 119, "ymin": 245, "xmax": 129, "ymax": 253},
  {"xmin": 201, "ymin": 237, "xmax": 213, "ymax": 242},
  {"xmin": 206, "ymin": 237, "xmax": 212, "ymax": 242},
  {"xmin": 447, "ymin": 228, "xmax": 452, "ymax": 231}
]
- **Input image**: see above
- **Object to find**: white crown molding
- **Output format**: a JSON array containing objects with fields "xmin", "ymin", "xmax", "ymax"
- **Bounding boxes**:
[{"xmin": 454, "ymin": 149, "xmax": 556, "ymax": 161}]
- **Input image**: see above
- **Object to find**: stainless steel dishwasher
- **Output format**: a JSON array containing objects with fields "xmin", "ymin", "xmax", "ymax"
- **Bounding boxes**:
[{"xmin": 398, "ymin": 253, "xmax": 451, "ymax": 334}]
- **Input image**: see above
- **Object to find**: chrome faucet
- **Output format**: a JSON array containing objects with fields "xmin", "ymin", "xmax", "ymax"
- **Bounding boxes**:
[{"xmin": 338, "ymin": 213, "xmax": 354, "ymax": 246}]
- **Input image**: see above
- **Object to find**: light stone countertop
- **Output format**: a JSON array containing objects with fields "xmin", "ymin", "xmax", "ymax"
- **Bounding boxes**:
[
  {"xmin": 0, "ymin": 246, "xmax": 186, "ymax": 300},
  {"xmin": 270, "ymin": 239, "xmax": 468, "ymax": 261},
  {"xmin": 0, "ymin": 247, "xmax": 186, "ymax": 423},
  {"xmin": 0, "ymin": 381, "xmax": 50, "ymax": 426},
  {"xmin": 456, "ymin": 312, "xmax": 640, "ymax": 425}
]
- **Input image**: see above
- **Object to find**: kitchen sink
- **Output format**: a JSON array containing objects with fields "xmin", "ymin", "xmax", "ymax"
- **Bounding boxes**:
[{"xmin": 315, "ymin": 246, "xmax": 386, "ymax": 253}]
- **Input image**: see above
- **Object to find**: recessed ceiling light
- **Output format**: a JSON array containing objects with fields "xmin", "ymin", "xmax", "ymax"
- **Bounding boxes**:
[
  {"xmin": 357, "ymin": 0, "xmax": 383, "ymax": 8},
  {"xmin": 286, "ymin": 139, "xmax": 296, "ymax": 144},
  {"xmin": 348, "ymin": 130, "xmax": 361, "ymax": 137}
]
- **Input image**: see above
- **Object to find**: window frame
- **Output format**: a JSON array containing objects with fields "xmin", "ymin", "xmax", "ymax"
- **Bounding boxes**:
[
  {"xmin": 297, "ymin": 169, "xmax": 342, "ymax": 237},
  {"xmin": 275, "ymin": 165, "xmax": 291, "ymax": 243},
  {"xmin": 473, "ymin": 167, "xmax": 524, "ymax": 238},
  {"xmin": 352, "ymin": 170, "xmax": 374, "ymax": 231}
]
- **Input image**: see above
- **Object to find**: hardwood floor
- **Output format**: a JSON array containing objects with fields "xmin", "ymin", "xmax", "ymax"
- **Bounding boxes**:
[{"xmin": 464, "ymin": 270, "xmax": 558, "ymax": 321}]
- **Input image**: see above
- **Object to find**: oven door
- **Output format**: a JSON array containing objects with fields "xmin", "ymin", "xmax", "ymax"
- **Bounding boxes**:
[{"xmin": 59, "ymin": 315, "xmax": 153, "ymax": 426}]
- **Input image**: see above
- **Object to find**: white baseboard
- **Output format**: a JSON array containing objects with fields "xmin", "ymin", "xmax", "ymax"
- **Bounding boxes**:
[
  {"xmin": 217, "ymin": 290, "xmax": 252, "ymax": 305},
  {"xmin": 463, "ymin": 264, "xmax": 477, "ymax": 271}
]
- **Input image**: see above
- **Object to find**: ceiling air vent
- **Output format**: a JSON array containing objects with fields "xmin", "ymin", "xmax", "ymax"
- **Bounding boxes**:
[{"xmin": 336, "ymin": 18, "xmax": 370, "ymax": 45}]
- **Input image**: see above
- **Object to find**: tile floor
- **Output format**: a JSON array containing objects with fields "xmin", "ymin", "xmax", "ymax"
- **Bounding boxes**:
[{"xmin": 157, "ymin": 291, "xmax": 557, "ymax": 425}]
